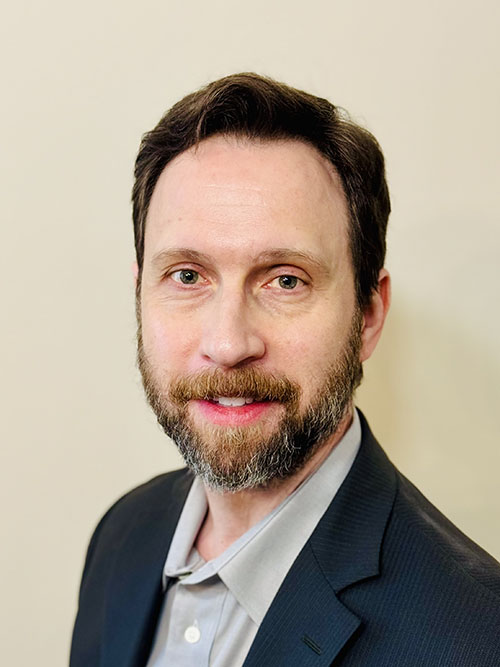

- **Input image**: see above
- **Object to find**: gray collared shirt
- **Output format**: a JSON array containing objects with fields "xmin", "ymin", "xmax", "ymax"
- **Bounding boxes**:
[{"xmin": 147, "ymin": 411, "xmax": 361, "ymax": 666}]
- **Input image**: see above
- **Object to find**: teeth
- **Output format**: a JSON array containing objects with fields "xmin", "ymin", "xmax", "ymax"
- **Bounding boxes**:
[{"xmin": 216, "ymin": 397, "xmax": 254, "ymax": 407}]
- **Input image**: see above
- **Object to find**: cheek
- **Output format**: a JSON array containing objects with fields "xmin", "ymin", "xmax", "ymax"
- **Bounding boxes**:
[
  {"xmin": 141, "ymin": 307, "xmax": 201, "ymax": 371},
  {"xmin": 269, "ymin": 328, "xmax": 326, "ymax": 393},
  {"xmin": 274, "ymin": 317, "xmax": 342, "ymax": 363},
  {"xmin": 271, "ymin": 314, "xmax": 353, "ymax": 390}
]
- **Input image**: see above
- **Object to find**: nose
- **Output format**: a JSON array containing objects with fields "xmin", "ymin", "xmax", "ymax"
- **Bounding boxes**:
[{"xmin": 199, "ymin": 290, "xmax": 266, "ymax": 369}]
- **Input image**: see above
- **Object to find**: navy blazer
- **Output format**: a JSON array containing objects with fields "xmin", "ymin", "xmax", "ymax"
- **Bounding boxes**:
[{"xmin": 70, "ymin": 414, "xmax": 500, "ymax": 666}]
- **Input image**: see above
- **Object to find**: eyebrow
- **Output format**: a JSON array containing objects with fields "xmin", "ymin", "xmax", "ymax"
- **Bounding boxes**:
[
  {"xmin": 150, "ymin": 247, "xmax": 331, "ymax": 275},
  {"xmin": 150, "ymin": 248, "xmax": 213, "ymax": 270},
  {"xmin": 254, "ymin": 249, "xmax": 332, "ymax": 275}
]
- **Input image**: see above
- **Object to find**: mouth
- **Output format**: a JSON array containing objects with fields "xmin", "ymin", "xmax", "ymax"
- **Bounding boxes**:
[
  {"xmin": 191, "ymin": 396, "xmax": 277, "ymax": 426},
  {"xmin": 209, "ymin": 396, "xmax": 260, "ymax": 407}
]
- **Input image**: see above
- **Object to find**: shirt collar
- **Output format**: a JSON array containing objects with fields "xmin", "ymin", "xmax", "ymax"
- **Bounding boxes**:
[
  {"xmin": 162, "ymin": 409, "xmax": 362, "ymax": 625},
  {"xmin": 162, "ymin": 478, "xmax": 207, "ymax": 582}
]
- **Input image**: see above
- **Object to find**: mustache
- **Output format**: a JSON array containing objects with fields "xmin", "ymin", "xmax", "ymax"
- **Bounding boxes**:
[{"xmin": 168, "ymin": 367, "xmax": 301, "ymax": 404}]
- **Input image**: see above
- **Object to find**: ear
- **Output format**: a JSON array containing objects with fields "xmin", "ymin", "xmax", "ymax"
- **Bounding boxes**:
[
  {"xmin": 132, "ymin": 261, "xmax": 139, "ymax": 283},
  {"xmin": 360, "ymin": 269, "xmax": 391, "ymax": 363}
]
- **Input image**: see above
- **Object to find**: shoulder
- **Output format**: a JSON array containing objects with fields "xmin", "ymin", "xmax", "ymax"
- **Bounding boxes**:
[
  {"xmin": 79, "ymin": 467, "xmax": 193, "ymax": 582},
  {"xmin": 373, "ymin": 471, "xmax": 500, "ymax": 662},
  {"xmin": 391, "ymin": 470, "xmax": 500, "ymax": 599},
  {"xmin": 97, "ymin": 467, "xmax": 194, "ymax": 524},
  {"xmin": 356, "ymin": 411, "xmax": 500, "ymax": 600},
  {"xmin": 71, "ymin": 469, "xmax": 194, "ymax": 665},
  {"xmin": 338, "ymin": 419, "xmax": 500, "ymax": 664}
]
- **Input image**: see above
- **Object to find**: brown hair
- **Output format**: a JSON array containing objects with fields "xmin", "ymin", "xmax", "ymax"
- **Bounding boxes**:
[{"xmin": 132, "ymin": 73, "xmax": 390, "ymax": 306}]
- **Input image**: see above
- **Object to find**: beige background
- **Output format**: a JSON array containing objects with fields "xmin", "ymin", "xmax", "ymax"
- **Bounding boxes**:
[{"xmin": 1, "ymin": 0, "xmax": 499, "ymax": 664}]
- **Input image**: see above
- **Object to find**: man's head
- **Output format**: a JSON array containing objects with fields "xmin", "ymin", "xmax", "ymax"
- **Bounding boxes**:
[{"xmin": 133, "ymin": 75, "xmax": 391, "ymax": 492}]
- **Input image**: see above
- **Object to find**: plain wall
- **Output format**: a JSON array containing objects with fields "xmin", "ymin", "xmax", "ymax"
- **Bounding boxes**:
[{"xmin": 1, "ymin": 1, "xmax": 499, "ymax": 664}]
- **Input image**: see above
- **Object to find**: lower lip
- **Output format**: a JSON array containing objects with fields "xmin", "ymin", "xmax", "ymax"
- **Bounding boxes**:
[{"xmin": 192, "ymin": 399, "xmax": 277, "ymax": 426}]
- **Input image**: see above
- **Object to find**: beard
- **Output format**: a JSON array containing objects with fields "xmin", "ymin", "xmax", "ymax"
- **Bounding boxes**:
[{"xmin": 137, "ymin": 311, "xmax": 363, "ymax": 493}]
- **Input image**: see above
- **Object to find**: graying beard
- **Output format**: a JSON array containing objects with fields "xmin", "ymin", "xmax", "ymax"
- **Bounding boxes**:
[
  {"xmin": 137, "ymin": 312, "xmax": 362, "ymax": 493},
  {"xmin": 156, "ymin": 369, "xmax": 353, "ymax": 493}
]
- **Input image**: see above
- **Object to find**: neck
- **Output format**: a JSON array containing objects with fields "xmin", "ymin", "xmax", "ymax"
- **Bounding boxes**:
[{"xmin": 195, "ymin": 406, "xmax": 353, "ymax": 561}]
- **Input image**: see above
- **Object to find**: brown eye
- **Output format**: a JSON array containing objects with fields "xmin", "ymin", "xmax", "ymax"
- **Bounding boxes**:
[{"xmin": 278, "ymin": 275, "xmax": 298, "ymax": 289}]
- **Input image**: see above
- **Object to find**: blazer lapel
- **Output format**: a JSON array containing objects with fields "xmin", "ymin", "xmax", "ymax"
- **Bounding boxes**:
[
  {"xmin": 243, "ymin": 540, "xmax": 361, "ymax": 666},
  {"xmin": 102, "ymin": 471, "xmax": 193, "ymax": 667},
  {"xmin": 244, "ymin": 413, "xmax": 397, "ymax": 666}
]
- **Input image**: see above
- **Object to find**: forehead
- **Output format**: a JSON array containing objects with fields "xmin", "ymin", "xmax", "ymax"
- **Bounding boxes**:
[{"xmin": 144, "ymin": 136, "xmax": 351, "ymax": 269}]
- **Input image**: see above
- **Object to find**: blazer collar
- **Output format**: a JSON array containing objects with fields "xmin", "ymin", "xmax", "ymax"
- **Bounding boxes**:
[
  {"xmin": 243, "ymin": 412, "xmax": 397, "ymax": 666},
  {"xmin": 311, "ymin": 411, "xmax": 397, "ymax": 592}
]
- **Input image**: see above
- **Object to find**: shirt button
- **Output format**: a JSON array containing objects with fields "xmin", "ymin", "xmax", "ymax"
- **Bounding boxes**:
[{"xmin": 184, "ymin": 625, "xmax": 201, "ymax": 644}]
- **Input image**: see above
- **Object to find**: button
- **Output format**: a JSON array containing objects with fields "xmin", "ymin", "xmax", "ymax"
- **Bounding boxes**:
[{"xmin": 184, "ymin": 625, "xmax": 201, "ymax": 644}]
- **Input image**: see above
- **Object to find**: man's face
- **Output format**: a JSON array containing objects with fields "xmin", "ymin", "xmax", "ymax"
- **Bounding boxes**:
[{"xmin": 138, "ymin": 136, "xmax": 364, "ymax": 491}]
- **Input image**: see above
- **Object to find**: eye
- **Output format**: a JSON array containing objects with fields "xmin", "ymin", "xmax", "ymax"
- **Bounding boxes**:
[
  {"xmin": 275, "ymin": 275, "xmax": 300, "ymax": 290},
  {"xmin": 172, "ymin": 269, "xmax": 200, "ymax": 285}
]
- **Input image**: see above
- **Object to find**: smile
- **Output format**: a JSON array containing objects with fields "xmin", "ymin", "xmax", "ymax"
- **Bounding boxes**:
[
  {"xmin": 212, "ymin": 397, "xmax": 256, "ymax": 407},
  {"xmin": 192, "ymin": 397, "xmax": 276, "ymax": 426}
]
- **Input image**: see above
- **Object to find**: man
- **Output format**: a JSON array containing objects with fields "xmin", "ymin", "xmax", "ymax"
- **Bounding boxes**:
[{"xmin": 70, "ymin": 73, "xmax": 500, "ymax": 666}]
